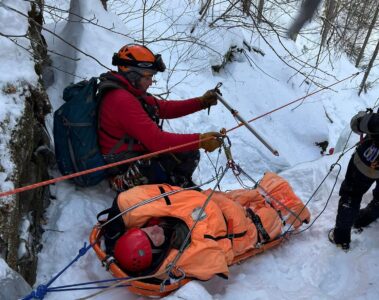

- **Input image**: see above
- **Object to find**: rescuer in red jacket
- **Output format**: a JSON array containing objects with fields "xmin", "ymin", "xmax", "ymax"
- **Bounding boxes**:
[{"xmin": 98, "ymin": 44, "xmax": 222, "ymax": 192}]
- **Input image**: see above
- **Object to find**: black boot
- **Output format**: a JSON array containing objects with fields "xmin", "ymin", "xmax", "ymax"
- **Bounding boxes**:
[
  {"xmin": 354, "ymin": 199, "xmax": 379, "ymax": 228},
  {"xmin": 328, "ymin": 228, "xmax": 350, "ymax": 251}
]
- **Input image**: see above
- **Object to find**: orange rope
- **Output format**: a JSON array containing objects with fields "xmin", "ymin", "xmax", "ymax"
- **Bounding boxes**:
[
  {"xmin": 226, "ymin": 72, "xmax": 360, "ymax": 133},
  {"xmin": 0, "ymin": 72, "xmax": 360, "ymax": 198},
  {"xmin": 0, "ymin": 138, "xmax": 205, "ymax": 198}
]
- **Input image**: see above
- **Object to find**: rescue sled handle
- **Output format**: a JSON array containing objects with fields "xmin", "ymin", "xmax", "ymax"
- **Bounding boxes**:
[{"xmin": 214, "ymin": 83, "xmax": 279, "ymax": 156}]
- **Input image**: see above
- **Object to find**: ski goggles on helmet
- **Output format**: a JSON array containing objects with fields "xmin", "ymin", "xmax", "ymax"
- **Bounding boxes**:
[{"xmin": 112, "ymin": 53, "xmax": 166, "ymax": 73}]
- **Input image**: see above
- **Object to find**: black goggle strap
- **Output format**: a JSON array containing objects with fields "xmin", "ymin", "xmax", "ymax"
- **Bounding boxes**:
[{"xmin": 112, "ymin": 53, "xmax": 166, "ymax": 72}]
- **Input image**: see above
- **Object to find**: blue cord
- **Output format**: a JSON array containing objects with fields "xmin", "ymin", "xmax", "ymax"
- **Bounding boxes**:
[
  {"xmin": 22, "ymin": 242, "xmax": 93, "ymax": 300},
  {"xmin": 48, "ymin": 276, "xmax": 132, "ymax": 291}
]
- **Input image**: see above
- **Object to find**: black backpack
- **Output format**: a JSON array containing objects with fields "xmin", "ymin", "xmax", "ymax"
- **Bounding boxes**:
[{"xmin": 53, "ymin": 76, "xmax": 121, "ymax": 186}]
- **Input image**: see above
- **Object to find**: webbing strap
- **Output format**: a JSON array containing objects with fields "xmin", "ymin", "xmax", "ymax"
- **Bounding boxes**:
[
  {"xmin": 246, "ymin": 208, "xmax": 270, "ymax": 242},
  {"xmin": 158, "ymin": 186, "xmax": 171, "ymax": 205},
  {"xmin": 96, "ymin": 208, "xmax": 112, "ymax": 223},
  {"xmin": 204, "ymin": 231, "xmax": 247, "ymax": 241}
]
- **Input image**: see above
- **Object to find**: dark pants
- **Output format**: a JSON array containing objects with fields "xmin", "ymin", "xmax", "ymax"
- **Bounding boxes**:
[
  {"xmin": 334, "ymin": 155, "xmax": 379, "ymax": 244},
  {"xmin": 104, "ymin": 150, "xmax": 200, "ymax": 189}
]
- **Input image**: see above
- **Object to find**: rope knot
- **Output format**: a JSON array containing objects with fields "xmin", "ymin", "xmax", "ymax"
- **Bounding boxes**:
[
  {"xmin": 35, "ymin": 284, "xmax": 48, "ymax": 299},
  {"xmin": 78, "ymin": 242, "xmax": 88, "ymax": 256}
]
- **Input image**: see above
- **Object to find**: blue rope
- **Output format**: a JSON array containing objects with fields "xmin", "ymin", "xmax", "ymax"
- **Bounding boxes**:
[
  {"xmin": 22, "ymin": 242, "xmax": 93, "ymax": 300},
  {"xmin": 47, "ymin": 276, "xmax": 132, "ymax": 291},
  {"xmin": 46, "ymin": 284, "xmax": 130, "ymax": 292}
]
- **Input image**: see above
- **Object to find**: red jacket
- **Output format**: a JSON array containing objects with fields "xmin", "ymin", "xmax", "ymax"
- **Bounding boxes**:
[{"xmin": 98, "ymin": 72, "xmax": 203, "ymax": 154}]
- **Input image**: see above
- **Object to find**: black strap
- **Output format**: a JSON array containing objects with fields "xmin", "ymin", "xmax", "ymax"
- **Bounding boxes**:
[
  {"xmin": 99, "ymin": 197, "xmax": 126, "ymax": 255},
  {"xmin": 96, "ymin": 207, "xmax": 112, "ymax": 224},
  {"xmin": 136, "ymin": 95, "xmax": 161, "ymax": 127},
  {"xmin": 246, "ymin": 208, "xmax": 271, "ymax": 243},
  {"xmin": 204, "ymin": 231, "xmax": 247, "ymax": 241},
  {"xmin": 158, "ymin": 186, "xmax": 171, "ymax": 205}
]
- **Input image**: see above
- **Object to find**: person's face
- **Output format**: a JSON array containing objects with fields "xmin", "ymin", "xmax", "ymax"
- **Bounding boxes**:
[
  {"xmin": 138, "ymin": 74, "xmax": 154, "ymax": 92},
  {"xmin": 141, "ymin": 225, "xmax": 165, "ymax": 247}
]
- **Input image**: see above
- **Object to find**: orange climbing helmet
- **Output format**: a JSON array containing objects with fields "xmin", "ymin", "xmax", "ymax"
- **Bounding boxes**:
[
  {"xmin": 114, "ymin": 228, "xmax": 153, "ymax": 273},
  {"xmin": 112, "ymin": 44, "xmax": 166, "ymax": 74}
]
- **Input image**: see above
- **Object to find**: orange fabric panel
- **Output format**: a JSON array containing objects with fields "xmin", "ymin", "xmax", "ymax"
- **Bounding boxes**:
[
  {"xmin": 227, "ymin": 189, "xmax": 266, "ymax": 209},
  {"xmin": 202, "ymin": 190, "xmax": 258, "ymax": 256},
  {"xmin": 114, "ymin": 173, "xmax": 310, "ymax": 281},
  {"xmin": 117, "ymin": 184, "xmax": 232, "ymax": 280},
  {"xmin": 259, "ymin": 172, "xmax": 311, "ymax": 228},
  {"xmin": 219, "ymin": 189, "xmax": 283, "ymax": 242}
]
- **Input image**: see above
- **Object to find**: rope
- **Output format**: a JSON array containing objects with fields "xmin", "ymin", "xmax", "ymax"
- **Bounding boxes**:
[
  {"xmin": 48, "ymin": 277, "xmax": 131, "ymax": 291},
  {"xmin": 76, "ymin": 270, "xmax": 167, "ymax": 300},
  {"xmin": 293, "ymin": 163, "xmax": 342, "ymax": 235},
  {"xmin": 0, "ymin": 72, "xmax": 361, "ymax": 198},
  {"xmin": 22, "ymin": 243, "xmax": 93, "ymax": 300},
  {"xmin": 287, "ymin": 142, "xmax": 359, "ymax": 235},
  {"xmin": 23, "ymin": 135, "xmax": 357, "ymax": 299},
  {"xmin": 161, "ymin": 164, "xmax": 230, "ymax": 287},
  {"xmin": 99, "ymin": 177, "xmax": 215, "ymax": 229},
  {"xmin": 226, "ymin": 72, "xmax": 361, "ymax": 134},
  {"xmin": 237, "ymin": 166, "xmax": 303, "ymax": 224}
]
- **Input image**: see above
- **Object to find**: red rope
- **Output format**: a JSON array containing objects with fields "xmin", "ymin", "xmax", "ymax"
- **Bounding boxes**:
[{"xmin": 0, "ymin": 72, "xmax": 360, "ymax": 198}]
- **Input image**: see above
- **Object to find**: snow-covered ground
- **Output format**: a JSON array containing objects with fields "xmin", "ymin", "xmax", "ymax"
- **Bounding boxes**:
[{"xmin": 1, "ymin": 0, "xmax": 379, "ymax": 299}]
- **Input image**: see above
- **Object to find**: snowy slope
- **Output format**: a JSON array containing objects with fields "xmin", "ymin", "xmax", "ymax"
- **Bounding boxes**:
[{"xmin": 24, "ymin": 0, "xmax": 379, "ymax": 299}]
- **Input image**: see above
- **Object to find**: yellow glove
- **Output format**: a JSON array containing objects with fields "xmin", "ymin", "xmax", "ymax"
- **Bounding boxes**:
[
  {"xmin": 198, "ymin": 90, "xmax": 218, "ymax": 109},
  {"xmin": 199, "ymin": 132, "xmax": 223, "ymax": 152}
]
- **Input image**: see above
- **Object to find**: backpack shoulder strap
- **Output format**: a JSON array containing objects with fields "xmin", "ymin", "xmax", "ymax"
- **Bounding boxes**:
[
  {"xmin": 96, "ymin": 74, "xmax": 139, "ymax": 153},
  {"xmin": 97, "ymin": 74, "xmax": 124, "ymax": 99}
]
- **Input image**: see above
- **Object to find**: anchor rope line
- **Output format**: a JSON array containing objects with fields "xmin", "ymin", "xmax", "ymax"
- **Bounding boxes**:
[
  {"xmin": 288, "ymin": 141, "xmax": 359, "ymax": 235},
  {"xmin": 75, "ymin": 270, "xmax": 168, "ymax": 300},
  {"xmin": 0, "ymin": 137, "xmax": 212, "ymax": 198},
  {"xmin": 0, "ymin": 72, "xmax": 360, "ymax": 198},
  {"xmin": 226, "ymin": 71, "xmax": 361, "ymax": 134}
]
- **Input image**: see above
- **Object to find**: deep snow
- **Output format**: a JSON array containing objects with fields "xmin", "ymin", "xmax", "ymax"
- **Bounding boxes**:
[{"xmin": 1, "ymin": 0, "xmax": 379, "ymax": 299}]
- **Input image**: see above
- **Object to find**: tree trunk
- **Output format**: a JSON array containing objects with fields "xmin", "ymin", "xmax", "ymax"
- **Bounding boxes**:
[
  {"xmin": 101, "ymin": 0, "xmax": 108, "ymax": 11},
  {"xmin": 351, "ymin": 1, "xmax": 368, "ymax": 53},
  {"xmin": 257, "ymin": 0, "xmax": 264, "ymax": 23},
  {"xmin": 287, "ymin": 0, "xmax": 322, "ymax": 41},
  {"xmin": 320, "ymin": 0, "xmax": 337, "ymax": 46},
  {"xmin": 359, "ymin": 38, "xmax": 379, "ymax": 95},
  {"xmin": 340, "ymin": 0, "xmax": 356, "ymax": 43},
  {"xmin": 355, "ymin": 4, "xmax": 379, "ymax": 67}
]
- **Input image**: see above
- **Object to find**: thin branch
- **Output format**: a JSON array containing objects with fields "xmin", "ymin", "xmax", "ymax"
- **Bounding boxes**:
[{"xmin": 1, "ymin": 3, "xmax": 111, "ymax": 70}]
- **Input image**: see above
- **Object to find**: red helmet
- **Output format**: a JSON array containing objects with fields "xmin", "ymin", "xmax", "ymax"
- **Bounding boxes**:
[
  {"xmin": 112, "ymin": 44, "xmax": 166, "ymax": 74},
  {"xmin": 114, "ymin": 228, "xmax": 152, "ymax": 273}
]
